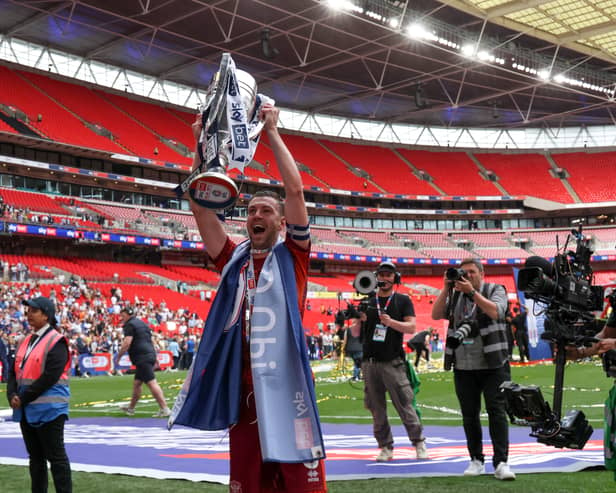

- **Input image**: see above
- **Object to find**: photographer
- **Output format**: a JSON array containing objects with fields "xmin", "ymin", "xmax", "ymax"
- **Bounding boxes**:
[
  {"xmin": 349, "ymin": 261, "xmax": 428, "ymax": 462},
  {"xmin": 431, "ymin": 258, "xmax": 515, "ymax": 480}
]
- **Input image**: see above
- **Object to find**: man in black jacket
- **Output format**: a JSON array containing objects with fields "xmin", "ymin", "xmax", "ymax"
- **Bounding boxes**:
[{"xmin": 116, "ymin": 307, "xmax": 170, "ymax": 417}]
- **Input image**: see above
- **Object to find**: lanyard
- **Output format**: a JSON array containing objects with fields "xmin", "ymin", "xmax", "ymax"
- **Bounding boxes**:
[
  {"xmin": 462, "ymin": 296, "xmax": 477, "ymax": 320},
  {"xmin": 21, "ymin": 327, "xmax": 48, "ymax": 370},
  {"xmin": 376, "ymin": 293, "xmax": 394, "ymax": 318}
]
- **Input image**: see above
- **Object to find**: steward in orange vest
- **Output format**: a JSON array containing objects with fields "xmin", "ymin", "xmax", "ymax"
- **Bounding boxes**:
[
  {"xmin": 13, "ymin": 328, "xmax": 71, "ymax": 424},
  {"xmin": 7, "ymin": 296, "xmax": 72, "ymax": 493}
]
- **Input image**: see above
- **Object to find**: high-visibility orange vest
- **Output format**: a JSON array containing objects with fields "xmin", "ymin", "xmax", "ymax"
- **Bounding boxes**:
[{"xmin": 14, "ymin": 329, "xmax": 70, "ymax": 425}]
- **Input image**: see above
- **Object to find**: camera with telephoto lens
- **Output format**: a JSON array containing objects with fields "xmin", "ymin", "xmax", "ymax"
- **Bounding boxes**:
[
  {"xmin": 341, "ymin": 270, "xmax": 377, "ymax": 320},
  {"xmin": 446, "ymin": 318, "xmax": 478, "ymax": 349},
  {"xmin": 446, "ymin": 267, "xmax": 467, "ymax": 282}
]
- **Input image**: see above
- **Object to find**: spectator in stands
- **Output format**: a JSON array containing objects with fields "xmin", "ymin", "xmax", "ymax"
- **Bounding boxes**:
[
  {"xmin": 7, "ymin": 297, "xmax": 72, "ymax": 492},
  {"xmin": 171, "ymin": 103, "xmax": 326, "ymax": 492},
  {"xmin": 116, "ymin": 307, "xmax": 171, "ymax": 418},
  {"xmin": 348, "ymin": 261, "xmax": 428, "ymax": 462},
  {"xmin": 431, "ymin": 258, "xmax": 515, "ymax": 480}
]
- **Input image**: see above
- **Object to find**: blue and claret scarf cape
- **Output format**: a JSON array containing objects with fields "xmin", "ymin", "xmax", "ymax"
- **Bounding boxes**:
[{"xmin": 169, "ymin": 240, "xmax": 325, "ymax": 463}]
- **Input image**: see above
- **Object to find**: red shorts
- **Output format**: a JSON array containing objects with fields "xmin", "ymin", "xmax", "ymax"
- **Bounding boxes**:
[{"xmin": 229, "ymin": 389, "xmax": 327, "ymax": 493}]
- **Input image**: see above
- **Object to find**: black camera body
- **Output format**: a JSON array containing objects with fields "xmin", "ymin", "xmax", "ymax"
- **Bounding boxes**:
[
  {"xmin": 342, "ymin": 299, "xmax": 371, "ymax": 320},
  {"xmin": 446, "ymin": 318, "xmax": 478, "ymax": 350},
  {"xmin": 517, "ymin": 227, "xmax": 604, "ymax": 345},
  {"xmin": 500, "ymin": 381, "xmax": 593, "ymax": 449},
  {"xmin": 518, "ymin": 229, "xmax": 603, "ymax": 314},
  {"xmin": 446, "ymin": 267, "xmax": 467, "ymax": 282}
]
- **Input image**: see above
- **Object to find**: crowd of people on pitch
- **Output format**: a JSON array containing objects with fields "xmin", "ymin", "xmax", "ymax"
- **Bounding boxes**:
[{"xmin": 0, "ymin": 281, "xmax": 203, "ymax": 382}]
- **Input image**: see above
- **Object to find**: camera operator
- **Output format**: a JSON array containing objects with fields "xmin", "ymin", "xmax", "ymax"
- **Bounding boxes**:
[
  {"xmin": 566, "ymin": 306, "xmax": 616, "ymax": 360},
  {"xmin": 349, "ymin": 261, "xmax": 428, "ymax": 462},
  {"xmin": 431, "ymin": 258, "xmax": 515, "ymax": 480},
  {"xmin": 565, "ymin": 298, "xmax": 616, "ymax": 475}
]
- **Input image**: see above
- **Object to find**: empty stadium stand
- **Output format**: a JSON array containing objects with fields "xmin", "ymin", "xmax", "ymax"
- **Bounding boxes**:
[
  {"xmin": 281, "ymin": 134, "xmax": 379, "ymax": 192},
  {"xmin": 96, "ymin": 90, "xmax": 195, "ymax": 151},
  {"xmin": 19, "ymin": 70, "xmax": 190, "ymax": 164},
  {"xmin": 322, "ymin": 141, "xmax": 436, "ymax": 195},
  {"xmin": 551, "ymin": 151, "xmax": 616, "ymax": 203},
  {"xmin": 253, "ymin": 133, "xmax": 325, "ymax": 187},
  {"xmin": 1, "ymin": 64, "xmax": 615, "ymax": 204},
  {"xmin": 0, "ymin": 66, "xmax": 125, "ymax": 153},
  {"xmin": 396, "ymin": 149, "xmax": 501, "ymax": 196},
  {"xmin": 0, "ymin": 188, "xmax": 68, "ymax": 215},
  {"xmin": 474, "ymin": 152, "xmax": 573, "ymax": 203}
]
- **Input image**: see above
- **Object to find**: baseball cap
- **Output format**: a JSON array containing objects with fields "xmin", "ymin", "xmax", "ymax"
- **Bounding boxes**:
[
  {"xmin": 376, "ymin": 261, "xmax": 397, "ymax": 273},
  {"xmin": 23, "ymin": 296, "xmax": 57, "ymax": 326}
]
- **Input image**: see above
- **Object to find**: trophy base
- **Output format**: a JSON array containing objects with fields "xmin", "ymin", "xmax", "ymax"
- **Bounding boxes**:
[{"xmin": 188, "ymin": 171, "xmax": 239, "ymax": 209}]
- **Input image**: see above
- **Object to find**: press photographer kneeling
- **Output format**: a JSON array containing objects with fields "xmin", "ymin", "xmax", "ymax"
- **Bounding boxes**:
[{"xmin": 431, "ymin": 258, "xmax": 515, "ymax": 480}]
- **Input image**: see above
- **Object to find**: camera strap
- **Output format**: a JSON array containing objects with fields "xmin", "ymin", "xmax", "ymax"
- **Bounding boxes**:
[{"xmin": 446, "ymin": 289, "xmax": 461, "ymax": 326}]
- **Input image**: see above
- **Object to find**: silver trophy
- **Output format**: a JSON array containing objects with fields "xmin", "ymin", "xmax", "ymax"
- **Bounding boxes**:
[{"xmin": 176, "ymin": 53, "xmax": 268, "ymax": 209}]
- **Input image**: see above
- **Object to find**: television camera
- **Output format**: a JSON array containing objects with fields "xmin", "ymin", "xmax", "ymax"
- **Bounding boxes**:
[
  {"xmin": 340, "ymin": 270, "xmax": 378, "ymax": 320},
  {"xmin": 500, "ymin": 226, "xmax": 604, "ymax": 449}
]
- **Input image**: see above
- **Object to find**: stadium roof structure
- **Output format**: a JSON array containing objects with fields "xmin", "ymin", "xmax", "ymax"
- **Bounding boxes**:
[{"xmin": 1, "ymin": 0, "xmax": 616, "ymax": 131}]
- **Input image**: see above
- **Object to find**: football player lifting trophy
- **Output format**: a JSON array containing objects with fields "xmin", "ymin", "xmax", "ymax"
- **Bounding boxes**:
[{"xmin": 176, "ymin": 53, "xmax": 273, "ymax": 209}]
